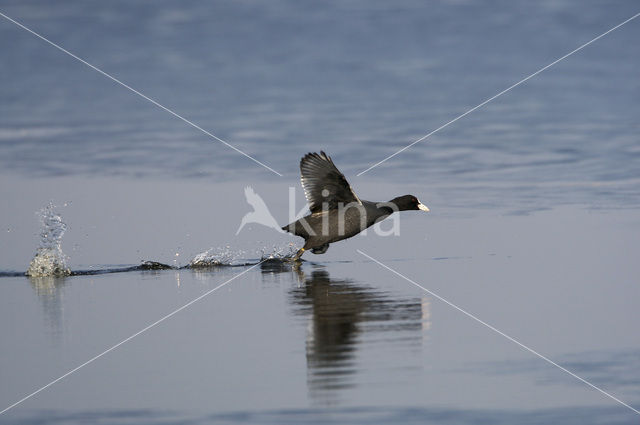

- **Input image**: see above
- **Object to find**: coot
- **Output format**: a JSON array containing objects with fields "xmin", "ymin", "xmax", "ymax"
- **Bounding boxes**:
[{"xmin": 282, "ymin": 152, "xmax": 429, "ymax": 260}]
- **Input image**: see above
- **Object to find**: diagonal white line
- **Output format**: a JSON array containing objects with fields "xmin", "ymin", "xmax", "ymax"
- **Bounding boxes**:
[
  {"xmin": 357, "ymin": 11, "xmax": 640, "ymax": 176},
  {"xmin": 0, "ymin": 11, "xmax": 283, "ymax": 177},
  {"xmin": 357, "ymin": 249, "xmax": 640, "ymax": 415},
  {"xmin": 0, "ymin": 260, "xmax": 266, "ymax": 415}
]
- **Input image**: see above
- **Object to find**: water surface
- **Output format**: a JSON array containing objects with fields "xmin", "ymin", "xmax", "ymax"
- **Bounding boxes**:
[{"xmin": 1, "ymin": 1, "xmax": 639, "ymax": 423}]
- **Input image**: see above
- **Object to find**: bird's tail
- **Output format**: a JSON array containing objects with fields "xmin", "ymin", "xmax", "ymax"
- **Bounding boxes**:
[{"xmin": 281, "ymin": 220, "xmax": 309, "ymax": 238}]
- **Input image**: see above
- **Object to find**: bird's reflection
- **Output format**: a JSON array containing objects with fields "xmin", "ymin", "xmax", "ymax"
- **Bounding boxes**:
[
  {"xmin": 284, "ymin": 266, "xmax": 428, "ymax": 405},
  {"xmin": 28, "ymin": 276, "xmax": 67, "ymax": 340}
]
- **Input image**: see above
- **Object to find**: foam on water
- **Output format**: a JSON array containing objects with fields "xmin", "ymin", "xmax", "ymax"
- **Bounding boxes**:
[{"xmin": 26, "ymin": 203, "xmax": 71, "ymax": 277}]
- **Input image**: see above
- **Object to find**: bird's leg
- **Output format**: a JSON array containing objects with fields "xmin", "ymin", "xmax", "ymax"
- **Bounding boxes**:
[{"xmin": 292, "ymin": 247, "xmax": 305, "ymax": 261}]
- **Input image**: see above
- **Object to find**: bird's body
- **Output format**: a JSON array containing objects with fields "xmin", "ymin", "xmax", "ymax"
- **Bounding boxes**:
[
  {"xmin": 282, "ymin": 152, "xmax": 429, "ymax": 260},
  {"xmin": 283, "ymin": 200, "xmax": 391, "ymax": 245}
]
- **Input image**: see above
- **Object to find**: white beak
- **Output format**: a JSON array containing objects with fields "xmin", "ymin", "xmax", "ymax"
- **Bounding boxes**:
[{"xmin": 418, "ymin": 202, "xmax": 430, "ymax": 212}]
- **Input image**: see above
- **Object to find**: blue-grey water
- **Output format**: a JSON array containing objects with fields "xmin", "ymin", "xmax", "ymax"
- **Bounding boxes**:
[{"xmin": 1, "ymin": 1, "xmax": 639, "ymax": 424}]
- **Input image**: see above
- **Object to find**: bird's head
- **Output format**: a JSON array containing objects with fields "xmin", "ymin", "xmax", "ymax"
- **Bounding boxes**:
[{"xmin": 389, "ymin": 195, "xmax": 430, "ymax": 212}]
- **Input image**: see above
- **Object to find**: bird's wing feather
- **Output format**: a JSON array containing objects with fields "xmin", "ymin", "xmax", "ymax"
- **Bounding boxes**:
[{"xmin": 300, "ymin": 151, "xmax": 360, "ymax": 213}]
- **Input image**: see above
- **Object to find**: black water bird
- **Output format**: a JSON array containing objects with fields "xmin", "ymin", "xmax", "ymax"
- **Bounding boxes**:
[{"xmin": 282, "ymin": 152, "xmax": 429, "ymax": 260}]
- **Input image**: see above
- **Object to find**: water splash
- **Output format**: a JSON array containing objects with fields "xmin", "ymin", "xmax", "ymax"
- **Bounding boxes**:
[
  {"xmin": 189, "ymin": 242, "xmax": 300, "ymax": 267},
  {"xmin": 26, "ymin": 203, "xmax": 71, "ymax": 277},
  {"xmin": 189, "ymin": 246, "xmax": 247, "ymax": 267},
  {"xmin": 259, "ymin": 243, "xmax": 300, "ymax": 260}
]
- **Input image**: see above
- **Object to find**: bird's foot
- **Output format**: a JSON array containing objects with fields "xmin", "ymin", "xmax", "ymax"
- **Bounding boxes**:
[{"xmin": 289, "ymin": 247, "xmax": 305, "ymax": 262}]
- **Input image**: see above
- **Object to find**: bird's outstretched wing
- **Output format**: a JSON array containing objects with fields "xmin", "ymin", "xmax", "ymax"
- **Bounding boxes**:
[{"xmin": 300, "ymin": 151, "xmax": 361, "ymax": 213}]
